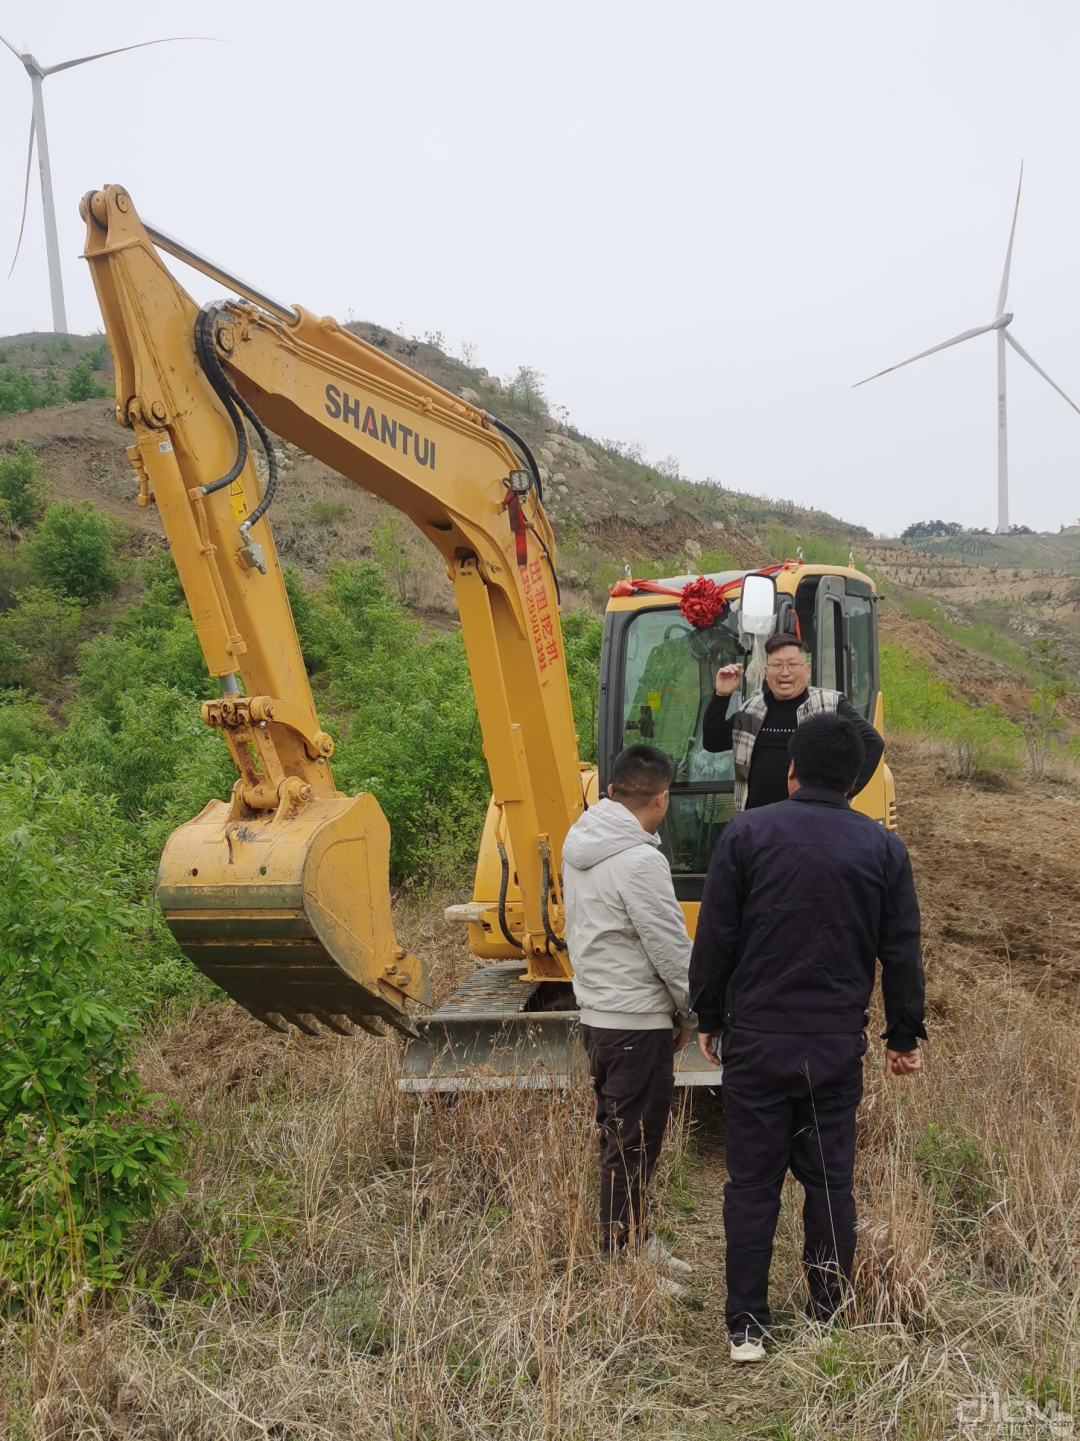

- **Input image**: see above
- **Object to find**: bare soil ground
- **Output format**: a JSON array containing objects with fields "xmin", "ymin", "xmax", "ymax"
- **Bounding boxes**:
[{"xmin": 894, "ymin": 743, "xmax": 1080, "ymax": 999}]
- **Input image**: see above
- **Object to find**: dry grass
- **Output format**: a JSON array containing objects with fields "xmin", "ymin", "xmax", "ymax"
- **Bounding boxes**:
[
  {"xmin": 4, "ymin": 968, "xmax": 1079, "ymax": 1438},
  {"xmin": 4, "ymin": 837, "xmax": 1080, "ymax": 1437},
  {"xmin": 0, "ymin": 1027, "xmax": 702, "ymax": 1439}
]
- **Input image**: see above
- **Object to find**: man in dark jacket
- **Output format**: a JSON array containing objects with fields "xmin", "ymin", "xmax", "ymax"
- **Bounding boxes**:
[
  {"xmin": 703, "ymin": 634, "xmax": 884, "ymax": 811},
  {"xmin": 690, "ymin": 713, "xmax": 925, "ymax": 1364}
]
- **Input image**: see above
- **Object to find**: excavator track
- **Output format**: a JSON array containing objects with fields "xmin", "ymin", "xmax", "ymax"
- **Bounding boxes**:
[{"xmin": 399, "ymin": 961, "xmax": 718, "ymax": 1091}]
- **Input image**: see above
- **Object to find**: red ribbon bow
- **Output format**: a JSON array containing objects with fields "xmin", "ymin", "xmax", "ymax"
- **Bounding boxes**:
[
  {"xmin": 607, "ymin": 564, "xmax": 788, "ymax": 628},
  {"xmin": 677, "ymin": 575, "xmax": 724, "ymax": 628}
]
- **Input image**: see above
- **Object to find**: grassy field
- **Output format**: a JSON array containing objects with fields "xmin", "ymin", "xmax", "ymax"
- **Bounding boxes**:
[{"xmin": 5, "ymin": 745, "xmax": 1080, "ymax": 1440}]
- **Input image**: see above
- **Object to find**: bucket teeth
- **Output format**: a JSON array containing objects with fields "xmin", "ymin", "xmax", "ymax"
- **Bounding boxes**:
[
  {"xmin": 349, "ymin": 1013, "xmax": 387, "ymax": 1038},
  {"xmin": 308, "ymin": 1009, "xmax": 356, "ymax": 1037},
  {"xmin": 277, "ymin": 1010, "xmax": 322, "ymax": 1037},
  {"xmin": 242, "ymin": 1005, "xmax": 289, "ymax": 1034}
]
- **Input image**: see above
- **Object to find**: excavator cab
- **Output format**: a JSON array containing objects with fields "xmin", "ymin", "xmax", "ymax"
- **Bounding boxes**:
[{"xmin": 597, "ymin": 565, "xmax": 889, "ymax": 924}]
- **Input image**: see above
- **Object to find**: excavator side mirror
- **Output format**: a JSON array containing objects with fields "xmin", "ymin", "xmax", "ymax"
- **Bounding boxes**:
[{"xmin": 740, "ymin": 574, "xmax": 777, "ymax": 636}]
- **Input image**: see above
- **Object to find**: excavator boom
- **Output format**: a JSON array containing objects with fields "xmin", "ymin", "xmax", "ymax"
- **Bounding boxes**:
[{"xmin": 80, "ymin": 185, "xmax": 585, "ymax": 1038}]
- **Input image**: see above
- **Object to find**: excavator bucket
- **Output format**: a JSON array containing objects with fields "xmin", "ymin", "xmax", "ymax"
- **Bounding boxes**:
[{"xmin": 158, "ymin": 791, "xmax": 431, "ymax": 1036}]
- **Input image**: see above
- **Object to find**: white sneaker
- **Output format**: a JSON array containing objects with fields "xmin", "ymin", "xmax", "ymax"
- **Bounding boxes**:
[
  {"xmin": 640, "ymin": 1236, "xmax": 693, "ymax": 1277},
  {"xmin": 656, "ymin": 1275, "xmax": 688, "ymax": 1300},
  {"xmin": 728, "ymin": 1330, "xmax": 767, "ymax": 1364}
]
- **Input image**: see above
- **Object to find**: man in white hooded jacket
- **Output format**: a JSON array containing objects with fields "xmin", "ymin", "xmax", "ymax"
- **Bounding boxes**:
[{"xmin": 563, "ymin": 744, "xmax": 695, "ymax": 1279}]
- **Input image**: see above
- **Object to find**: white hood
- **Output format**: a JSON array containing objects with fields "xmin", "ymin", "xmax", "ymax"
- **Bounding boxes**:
[
  {"xmin": 561, "ymin": 797, "xmax": 661, "ymax": 871},
  {"xmin": 562, "ymin": 799, "xmax": 692, "ymax": 1029}
]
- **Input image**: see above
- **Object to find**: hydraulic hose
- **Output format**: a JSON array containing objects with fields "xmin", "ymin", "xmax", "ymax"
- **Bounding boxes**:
[
  {"xmin": 485, "ymin": 412, "xmax": 565, "ymax": 602},
  {"xmin": 495, "ymin": 839, "xmax": 519, "ymax": 950},
  {"xmin": 193, "ymin": 305, "xmax": 247, "ymax": 494},
  {"xmin": 538, "ymin": 838, "xmax": 566, "ymax": 951},
  {"xmin": 485, "ymin": 412, "xmax": 543, "ymax": 502},
  {"xmin": 193, "ymin": 304, "xmax": 278, "ymax": 530}
]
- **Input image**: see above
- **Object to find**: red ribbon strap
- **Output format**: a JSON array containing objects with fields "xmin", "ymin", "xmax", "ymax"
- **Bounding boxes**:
[{"xmin": 608, "ymin": 564, "xmax": 788, "ymax": 628}]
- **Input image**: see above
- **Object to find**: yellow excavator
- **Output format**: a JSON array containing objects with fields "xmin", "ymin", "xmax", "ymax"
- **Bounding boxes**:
[{"xmin": 80, "ymin": 185, "xmax": 894, "ymax": 1089}]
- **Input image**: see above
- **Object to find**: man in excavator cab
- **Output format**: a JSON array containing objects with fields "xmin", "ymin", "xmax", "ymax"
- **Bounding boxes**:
[{"xmin": 703, "ymin": 632, "xmax": 884, "ymax": 811}]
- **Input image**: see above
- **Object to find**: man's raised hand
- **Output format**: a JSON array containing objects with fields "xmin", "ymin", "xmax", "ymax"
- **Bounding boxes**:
[{"xmin": 714, "ymin": 663, "xmax": 743, "ymax": 698}]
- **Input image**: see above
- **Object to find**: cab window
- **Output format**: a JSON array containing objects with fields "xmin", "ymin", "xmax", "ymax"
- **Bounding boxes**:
[
  {"xmin": 819, "ymin": 596, "xmax": 844, "ymax": 691},
  {"xmin": 847, "ymin": 596, "xmax": 874, "ymax": 716},
  {"xmin": 620, "ymin": 610, "xmax": 740, "ymax": 874}
]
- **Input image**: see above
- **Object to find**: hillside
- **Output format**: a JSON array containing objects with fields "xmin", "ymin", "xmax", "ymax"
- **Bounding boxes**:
[{"xmin": 3, "ymin": 322, "xmax": 1079, "ymax": 725}]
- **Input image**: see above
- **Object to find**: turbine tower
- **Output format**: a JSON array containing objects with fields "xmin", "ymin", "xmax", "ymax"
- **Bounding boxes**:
[
  {"xmin": 854, "ymin": 166, "xmax": 1080, "ymax": 534},
  {"xmin": 1, "ymin": 34, "xmax": 215, "ymax": 333}
]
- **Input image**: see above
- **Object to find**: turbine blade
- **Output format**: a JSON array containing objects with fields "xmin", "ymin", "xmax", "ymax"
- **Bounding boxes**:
[
  {"xmin": 0, "ymin": 33, "xmax": 23, "ymax": 59},
  {"xmin": 1004, "ymin": 331, "xmax": 1080, "ymax": 417},
  {"xmin": 7, "ymin": 112, "xmax": 35, "ymax": 279},
  {"xmin": 997, "ymin": 162, "xmax": 1024, "ymax": 316},
  {"xmin": 42, "ymin": 35, "xmax": 222, "ymax": 75},
  {"xmin": 852, "ymin": 323, "xmax": 997, "ymax": 387}
]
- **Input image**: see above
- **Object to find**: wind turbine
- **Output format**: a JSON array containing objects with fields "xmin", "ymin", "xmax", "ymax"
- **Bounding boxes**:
[
  {"xmin": 2, "ymin": 33, "xmax": 217, "ymax": 333},
  {"xmin": 854, "ymin": 166, "xmax": 1080, "ymax": 534}
]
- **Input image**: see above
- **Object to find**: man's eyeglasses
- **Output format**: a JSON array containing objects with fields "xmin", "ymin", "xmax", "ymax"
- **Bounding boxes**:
[{"xmin": 765, "ymin": 660, "xmax": 810, "ymax": 673}]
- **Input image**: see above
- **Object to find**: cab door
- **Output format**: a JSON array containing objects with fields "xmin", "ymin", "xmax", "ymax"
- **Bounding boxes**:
[{"xmin": 814, "ymin": 575, "xmax": 849, "ymax": 694}]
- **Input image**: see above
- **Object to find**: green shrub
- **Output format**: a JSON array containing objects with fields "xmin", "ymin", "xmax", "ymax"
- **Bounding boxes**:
[
  {"xmin": 25, "ymin": 501, "xmax": 119, "ymax": 604},
  {"xmin": 562, "ymin": 610, "xmax": 602, "ymax": 763},
  {"xmin": 0, "ymin": 442, "xmax": 47, "ymax": 531},
  {"xmin": 503, "ymin": 365, "xmax": 547, "ymax": 416},
  {"xmin": 64, "ymin": 356, "xmax": 107, "ymax": 403},
  {"xmin": 0, "ymin": 695, "xmax": 56, "ymax": 762},
  {"xmin": 315, "ymin": 561, "xmax": 489, "ymax": 879},
  {"xmin": 0, "ymin": 760, "xmax": 186, "ymax": 1299},
  {"xmin": 63, "ymin": 682, "xmax": 234, "ymax": 831},
  {"xmin": 284, "ymin": 564, "xmax": 333, "ymax": 673},
  {"xmin": 0, "ymin": 586, "xmax": 83, "ymax": 694},
  {"xmin": 0, "ymin": 365, "xmax": 42, "ymax": 416},
  {"xmin": 41, "ymin": 370, "xmax": 63, "ymax": 407},
  {"xmin": 370, "ymin": 513, "xmax": 413, "ymax": 602},
  {"xmin": 64, "ymin": 597, "xmax": 232, "ymax": 840},
  {"xmin": 310, "ymin": 501, "xmax": 348, "ymax": 525},
  {"xmin": 915, "ymin": 1118, "xmax": 993, "ymax": 1242},
  {"xmin": 0, "ymin": 538, "xmax": 32, "ymax": 608}
]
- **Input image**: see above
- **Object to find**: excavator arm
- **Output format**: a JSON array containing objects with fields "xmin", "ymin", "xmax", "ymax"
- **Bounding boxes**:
[{"xmin": 80, "ymin": 185, "xmax": 584, "ymax": 1037}]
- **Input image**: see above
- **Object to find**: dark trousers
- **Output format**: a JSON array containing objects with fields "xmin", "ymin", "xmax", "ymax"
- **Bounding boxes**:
[
  {"xmin": 580, "ymin": 1025, "xmax": 675, "ymax": 1252},
  {"xmin": 720, "ymin": 1027, "xmax": 865, "ymax": 1332}
]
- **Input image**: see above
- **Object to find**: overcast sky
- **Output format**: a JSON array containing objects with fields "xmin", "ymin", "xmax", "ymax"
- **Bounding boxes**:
[{"xmin": 3, "ymin": 2, "xmax": 1080, "ymax": 535}]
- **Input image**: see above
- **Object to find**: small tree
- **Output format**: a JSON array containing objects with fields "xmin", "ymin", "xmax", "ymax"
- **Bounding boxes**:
[
  {"xmin": 25, "ymin": 501, "xmax": 119, "ymax": 604},
  {"xmin": 506, "ymin": 365, "xmax": 547, "ymax": 416},
  {"xmin": 0, "ymin": 442, "xmax": 47, "ymax": 531},
  {"xmin": 371, "ymin": 513, "xmax": 414, "ymax": 604},
  {"xmin": 1024, "ymin": 638, "xmax": 1073, "ymax": 777},
  {"xmin": 64, "ymin": 356, "xmax": 105, "ymax": 403}
]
